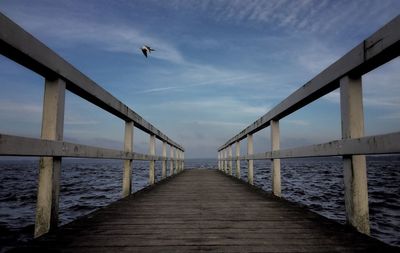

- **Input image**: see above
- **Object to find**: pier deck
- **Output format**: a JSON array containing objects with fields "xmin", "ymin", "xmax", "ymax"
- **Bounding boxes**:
[{"xmin": 11, "ymin": 169, "xmax": 396, "ymax": 252}]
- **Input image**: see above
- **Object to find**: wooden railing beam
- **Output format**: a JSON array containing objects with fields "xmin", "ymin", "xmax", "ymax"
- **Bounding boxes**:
[{"xmin": 2, "ymin": 131, "xmax": 399, "ymax": 160}]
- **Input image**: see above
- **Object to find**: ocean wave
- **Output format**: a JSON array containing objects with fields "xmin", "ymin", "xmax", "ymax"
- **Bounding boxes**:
[{"xmin": 0, "ymin": 158, "xmax": 399, "ymax": 248}]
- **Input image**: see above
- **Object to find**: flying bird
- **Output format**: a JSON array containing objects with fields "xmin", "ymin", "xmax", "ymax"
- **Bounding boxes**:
[{"xmin": 141, "ymin": 45, "xmax": 155, "ymax": 58}]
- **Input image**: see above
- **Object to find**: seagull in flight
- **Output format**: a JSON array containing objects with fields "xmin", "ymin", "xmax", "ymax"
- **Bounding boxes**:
[{"xmin": 141, "ymin": 45, "xmax": 155, "ymax": 58}]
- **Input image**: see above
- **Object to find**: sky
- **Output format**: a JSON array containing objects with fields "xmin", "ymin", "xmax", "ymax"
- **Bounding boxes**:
[{"xmin": 0, "ymin": 0, "xmax": 399, "ymax": 158}]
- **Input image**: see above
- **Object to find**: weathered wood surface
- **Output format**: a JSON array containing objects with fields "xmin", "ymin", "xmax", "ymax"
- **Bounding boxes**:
[
  {"xmin": 10, "ymin": 169, "xmax": 397, "ymax": 252},
  {"xmin": 0, "ymin": 134, "xmax": 184, "ymax": 162},
  {"xmin": 220, "ymin": 131, "xmax": 400, "ymax": 161}
]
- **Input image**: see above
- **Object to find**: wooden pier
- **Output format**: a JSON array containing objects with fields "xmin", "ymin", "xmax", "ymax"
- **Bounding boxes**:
[
  {"xmin": 8, "ymin": 169, "xmax": 397, "ymax": 252},
  {"xmin": 1, "ymin": 11, "xmax": 400, "ymax": 253}
]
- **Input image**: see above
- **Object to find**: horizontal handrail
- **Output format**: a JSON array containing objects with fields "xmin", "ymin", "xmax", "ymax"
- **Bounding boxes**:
[
  {"xmin": 219, "ymin": 132, "xmax": 400, "ymax": 160},
  {"xmin": 0, "ymin": 134, "xmax": 183, "ymax": 161},
  {"xmin": 217, "ymin": 15, "xmax": 400, "ymax": 236},
  {"xmin": 219, "ymin": 15, "xmax": 400, "ymax": 151},
  {"xmin": 0, "ymin": 13, "xmax": 183, "ymax": 151},
  {"xmin": 0, "ymin": 12, "xmax": 185, "ymax": 238}
]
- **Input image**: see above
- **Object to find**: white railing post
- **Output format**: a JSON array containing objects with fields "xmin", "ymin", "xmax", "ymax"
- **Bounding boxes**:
[
  {"xmin": 35, "ymin": 78, "xmax": 65, "ymax": 238},
  {"xmin": 174, "ymin": 147, "xmax": 177, "ymax": 174},
  {"xmin": 182, "ymin": 151, "xmax": 185, "ymax": 171},
  {"xmin": 221, "ymin": 150, "xmax": 224, "ymax": 172},
  {"xmin": 228, "ymin": 145, "xmax": 233, "ymax": 176},
  {"xmin": 224, "ymin": 149, "xmax": 227, "ymax": 173},
  {"xmin": 271, "ymin": 120, "xmax": 281, "ymax": 197},
  {"xmin": 236, "ymin": 141, "xmax": 240, "ymax": 179},
  {"xmin": 169, "ymin": 145, "xmax": 174, "ymax": 176},
  {"xmin": 340, "ymin": 75, "xmax": 369, "ymax": 235},
  {"xmin": 122, "ymin": 121, "xmax": 134, "ymax": 197},
  {"xmin": 221, "ymin": 150, "xmax": 225, "ymax": 172},
  {"xmin": 220, "ymin": 151, "xmax": 222, "ymax": 171},
  {"xmin": 149, "ymin": 134, "xmax": 156, "ymax": 185},
  {"xmin": 217, "ymin": 151, "xmax": 221, "ymax": 170},
  {"xmin": 247, "ymin": 134, "xmax": 254, "ymax": 185},
  {"xmin": 177, "ymin": 150, "xmax": 181, "ymax": 173},
  {"xmin": 180, "ymin": 150, "xmax": 183, "ymax": 172},
  {"xmin": 162, "ymin": 142, "xmax": 167, "ymax": 179}
]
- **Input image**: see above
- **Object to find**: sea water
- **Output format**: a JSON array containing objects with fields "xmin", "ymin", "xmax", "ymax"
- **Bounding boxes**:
[{"xmin": 0, "ymin": 157, "xmax": 399, "ymax": 251}]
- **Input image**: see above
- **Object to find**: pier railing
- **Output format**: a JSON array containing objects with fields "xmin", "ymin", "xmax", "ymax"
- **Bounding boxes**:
[
  {"xmin": 0, "ymin": 13, "xmax": 184, "ymax": 238},
  {"xmin": 218, "ymin": 15, "xmax": 400, "ymax": 235}
]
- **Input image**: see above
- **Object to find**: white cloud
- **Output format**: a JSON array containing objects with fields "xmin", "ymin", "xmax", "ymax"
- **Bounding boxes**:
[
  {"xmin": 323, "ymin": 90, "xmax": 340, "ymax": 104},
  {"xmin": 187, "ymin": 120, "xmax": 246, "ymax": 128},
  {"xmin": 136, "ymin": 69, "xmax": 264, "ymax": 94},
  {"xmin": 0, "ymin": 101, "xmax": 42, "ymax": 114},
  {"xmin": 161, "ymin": 0, "xmax": 399, "ymax": 34},
  {"xmin": 137, "ymin": 86, "xmax": 180, "ymax": 94},
  {"xmin": 64, "ymin": 119, "xmax": 99, "ymax": 125},
  {"xmin": 363, "ymin": 97, "xmax": 400, "ymax": 108},
  {"xmin": 155, "ymin": 96, "xmax": 270, "ymax": 117},
  {"xmin": 322, "ymin": 58, "xmax": 400, "ymax": 112},
  {"xmin": 323, "ymin": 88, "xmax": 400, "ymax": 109},
  {"xmin": 285, "ymin": 119, "xmax": 309, "ymax": 126},
  {"xmin": 380, "ymin": 112, "xmax": 400, "ymax": 120},
  {"xmin": 295, "ymin": 41, "xmax": 340, "ymax": 75}
]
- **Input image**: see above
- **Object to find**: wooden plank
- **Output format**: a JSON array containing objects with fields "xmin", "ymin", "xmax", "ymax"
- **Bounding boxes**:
[
  {"xmin": 219, "ymin": 15, "xmax": 400, "ymax": 150},
  {"xmin": 220, "ymin": 131, "xmax": 400, "ymax": 161},
  {"xmin": 0, "ymin": 13, "xmax": 183, "ymax": 151},
  {"xmin": 0, "ymin": 133, "xmax": 171, "ymax": 161},
  {"xmin": 13, "ymin": 169, "xmax": 396, "ymax": 252}
]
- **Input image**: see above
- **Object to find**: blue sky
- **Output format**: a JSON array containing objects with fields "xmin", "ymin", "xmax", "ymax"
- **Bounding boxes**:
[{"xmin": 0, "ymin": 0, "xmax": 399, "ymax": 158}]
